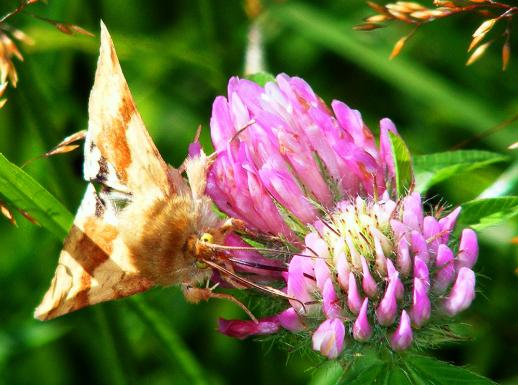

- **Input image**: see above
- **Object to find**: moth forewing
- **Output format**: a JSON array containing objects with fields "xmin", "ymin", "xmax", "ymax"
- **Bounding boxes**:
[
  {"xmin": 85, "ymin": 21, "xmax": 172, "ymax": 200},
  {"xmin": 35, "ymin": 22, "xmax": 205, "ymax": 320}
]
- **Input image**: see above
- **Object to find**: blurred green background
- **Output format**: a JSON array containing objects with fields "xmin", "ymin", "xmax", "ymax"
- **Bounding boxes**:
[{"xmin": 0, "ymin": 0, "xmax": 517, "ymax": 384}]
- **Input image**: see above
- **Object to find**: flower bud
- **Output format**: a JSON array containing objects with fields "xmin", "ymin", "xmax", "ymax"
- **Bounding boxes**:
[
  {"xmin": 456, "ymin": 229, "xmax": 478, "ymax": 269},
  {"xmin": 386, "ymin": 259, "xmax": 404, "ymax": 300},
  {"xmin": 312, "ymin": 319, "xmax": 345, "ymax": 359},
  {"xmin": 323, "ymin": 279, "xmax": 342, "ymax": 319},
  {"xmin": 423, "ymin": 216, "xmax": 441, "ymax": 255},
  {"xmin": 390, "ymin": 310, "xmax": 413, "ymax": 351},
  {"xmin": 402, "ymin": 192, "xmax": 423, "ymax": 230},
  {"xmin": 410, "ymin": 278, "xmax": 431, "ymax": 328},
  {"xmin": 438, "ymin": 207, "xmax": 461, "ymax": 244},
  {"xmin": 347, "ymin": 273, "xmax": 363, "ymax": 314},
  {"xmin": 353, "ymin": 298, "xmax": 372, "ymax": 341},
  {"xmin": 413, "ymin": 256, "xmax": 429, "ymax": 287},
  {"xmin": 376, "ymin": 273, "xmax": 399, "ymax": 326},
  {"xmin": 314, "ymin": 258, "xmax": 332, "ymax": 292},
  {"xmin": 442, "ymin": 267, "xmax": 476, "ymax": 316},
  {"xmin": 410, "ymin": 230, "xmax": 429, "ymax": 264},
  {"xmin": 434, "ymin": 245, "xmax": 455, "ymax": 294},
  {"xmin": 361, "ymin": 256, "xmax": 378, "ymax": 297},
  {"xmin": 397, "ymin": 238, "xmax": 411, "ymax": 277},
  {"xmin": 336, "ymin": 251, "xmax": 350, "ymax": 291},
  {"xmin": 374, "ymin": 235, "xmax": 387, "ymax": 275}
]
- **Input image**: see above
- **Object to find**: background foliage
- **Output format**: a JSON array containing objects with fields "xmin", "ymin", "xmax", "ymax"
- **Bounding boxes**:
[{"xmin": 0, "ymin": 0, "xmax": 516, "ymax": 384}]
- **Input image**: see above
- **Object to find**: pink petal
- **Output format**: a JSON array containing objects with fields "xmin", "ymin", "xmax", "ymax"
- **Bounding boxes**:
[
  {"xmin": 277, "ymin": 308, "xmax": 306, "ymax": 332},
  {"xmin": 218, "ymin": 318, "xmax": 279, "ymax": 339}
]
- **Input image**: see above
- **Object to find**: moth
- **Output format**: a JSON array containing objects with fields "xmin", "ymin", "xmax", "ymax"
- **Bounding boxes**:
[{"xmin": 34, "ymin": 22, "xmax": 274, "ymax": 321}]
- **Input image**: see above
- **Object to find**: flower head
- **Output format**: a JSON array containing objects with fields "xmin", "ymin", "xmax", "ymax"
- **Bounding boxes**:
[{"xmin": 207, "ymin": 74, "xmax": 478, "ymax": 358}]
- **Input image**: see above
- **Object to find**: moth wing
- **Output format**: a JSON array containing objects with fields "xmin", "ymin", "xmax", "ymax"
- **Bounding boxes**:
[
  {"xmin": 84, "ymin": 21, "xmax": 176, "ymax": 200},
  {"xmin": 35, "ymin": 23, "xmax": 178, "ymax": 320},
  {"xmin": 35, "ymin": 185, "xmax": 154, "ymax": 320}
]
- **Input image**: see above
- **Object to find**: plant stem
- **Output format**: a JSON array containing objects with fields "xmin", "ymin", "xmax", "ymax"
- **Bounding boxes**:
[
  {"xmin": 128, "ymin": 296, "xmax": 210, "ymax": 385},
  {"xmin": 93, "ymin": 307, "xmax": 128, "ymax": 385}
]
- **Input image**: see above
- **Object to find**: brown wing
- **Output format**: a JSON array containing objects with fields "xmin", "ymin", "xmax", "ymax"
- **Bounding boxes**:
[
  {"xmin": 35, "ymin": 23, "xmax": 180, "ymax": 320},
  {"xmin": 83, "ymin": 21, "xmax": 174, "ymax": 200},
  {"xmin": 35, "ymin": 185, "xmax": 154, "ymax": 320}
]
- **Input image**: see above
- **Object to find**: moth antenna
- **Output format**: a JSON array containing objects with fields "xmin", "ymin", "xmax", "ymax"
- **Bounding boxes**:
[
  {"xmin": 204, "ymin": 120, "xmax": 257, "ymax": 164},
  {"xmin": 193, "ymin": 124, "xmax": 202, "ymax": 143},
  {"xmin": 229, "ymin": 119, "xmax": 256, "ymax": 144},
  {"xmin": 179, "ymin": 124, "xmax": 206, "ymax": 174},
  {"xmin": 202, "ymin": 259, "xmax": 308, "ymax": 314}
]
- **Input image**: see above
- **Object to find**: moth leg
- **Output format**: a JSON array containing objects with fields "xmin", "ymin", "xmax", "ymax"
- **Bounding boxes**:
[{"xmin": 182, "ymin": 283, "xmax": 258, "ymax": 323}]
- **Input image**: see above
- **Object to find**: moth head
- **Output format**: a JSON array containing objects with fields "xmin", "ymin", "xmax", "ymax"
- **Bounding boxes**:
[
  {"xmin": 190, "ymin": 231, "xmax": 218, "ymax": 263},
  {"xmin": 200, "ymin": 232, "xmax": 214, "ymax": 243}
]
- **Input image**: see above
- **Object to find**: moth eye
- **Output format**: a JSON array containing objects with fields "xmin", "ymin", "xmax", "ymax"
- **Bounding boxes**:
[
  {"xmin": 200, "ymin": 233, "xmax": 213, "ymax": 243},
  {"xmin": 195, "ymin": 260, "xmax": 208, "ymax": 269}
]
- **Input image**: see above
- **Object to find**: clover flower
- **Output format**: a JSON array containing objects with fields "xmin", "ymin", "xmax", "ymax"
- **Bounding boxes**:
[{"xmin": 206, "ymin": 74, "xmax": 478, "ymax": 358}]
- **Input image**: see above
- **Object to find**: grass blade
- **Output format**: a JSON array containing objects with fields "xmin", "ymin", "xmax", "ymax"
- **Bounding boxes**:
[
  {"xmin": 128, "ymin": 296, "xmax": 210, "ymax": 385},
  {"xmin": 0, "ymin": 153, "xmax": 72, "ymax": 239}
]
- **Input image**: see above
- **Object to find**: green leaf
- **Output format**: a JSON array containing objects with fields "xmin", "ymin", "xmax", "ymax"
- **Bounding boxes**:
[
  {"xmin": 246, "ymin": 71, "xmax": 276, "ymax": 87},
  {"xmin": 457, "ymin": 196, "xmax": 518, "ymax": 231},
  {"xmin": 334, "ymin": 352, "xmax": 496, "ymax": 385},
  {"xmin": 308, "ymin": 361, "xmax": 343, "ymax": 385},
  {"xmin": 341, "ymin": 362, "xmax": 386, "ymax": 385},
  {"xmin": 405, "ymin": 354, "xmax": 497, "ymax": 385},
  {"xmin": 0, "ymin": 153, "xmax": 73, "ymax": 239},
  {"xmin": 335, "ymin": 350, "xmax": 386, "ymax": 384},
  {"xmin": 389, "ymin": 132, "xmax": 414, "ymax": 198},
  {"xmin": 414, "ymin": 150, "xmax": 508, "ymax": 193}
]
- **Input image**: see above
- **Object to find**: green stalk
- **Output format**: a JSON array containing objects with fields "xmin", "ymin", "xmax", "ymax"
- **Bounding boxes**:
[
  {"xmin": 128, "ymin": 296, "xmax": 210, "ymax": 385},
  {"xmin": 93, "ymin": 308, "xmax": 128, "ymax": 385}
]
